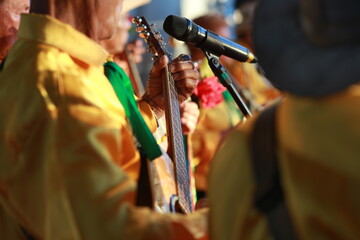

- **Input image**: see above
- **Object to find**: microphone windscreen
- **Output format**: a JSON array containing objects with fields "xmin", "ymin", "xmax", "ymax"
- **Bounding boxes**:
[{"xmin": 163, "ymin": 15, "xmax": 189, "ymax": 41}]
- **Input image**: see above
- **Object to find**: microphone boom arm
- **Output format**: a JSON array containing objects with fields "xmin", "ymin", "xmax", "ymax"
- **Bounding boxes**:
[{"xmin": 204, "ymin": 50, "xmax": 252, "ymax": 118}]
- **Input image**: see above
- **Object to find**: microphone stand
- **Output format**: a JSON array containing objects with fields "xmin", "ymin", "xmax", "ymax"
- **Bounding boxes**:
[{"xmin": 203, "ymin": 51, "xmax": 252, "ymax": 118}]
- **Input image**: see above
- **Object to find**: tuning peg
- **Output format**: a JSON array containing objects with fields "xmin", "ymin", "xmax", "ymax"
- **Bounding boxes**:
[
  {"xmin": 132, "ymin": 16, "xmax": 142, "ymax": 25},
  {"xmin": 154, "ymin": 32, "xmax": 161, "ymax": 38},
  {"xmin": 151, "ymin": 55, "xmax": 160, "ymax": 61},
  {"xmin": 139, "ymin": 31, "xmax": 150, "ymax": 39},
  {"xmin": 136, "ymin": 26, "xmax": 147, "ymax": 33}
]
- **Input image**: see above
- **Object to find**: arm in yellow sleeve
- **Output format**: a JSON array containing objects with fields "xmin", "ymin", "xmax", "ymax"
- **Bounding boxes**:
[
  {"xmin": 137, "ymin": 98, "xmax": 158, "ymax": 133},
  {"xmin": 0, "ymin": 74, "xmax": 207, "ymax": 240}
]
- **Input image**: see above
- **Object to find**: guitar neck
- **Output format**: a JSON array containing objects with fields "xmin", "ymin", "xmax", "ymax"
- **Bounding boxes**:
[
  {"xmin": 163, "ymin": 66, "xmax": 193, "ymax": 214},
  {"xmin": 122, "ymin": 48, "xmax": 145, "ymax": 97}
]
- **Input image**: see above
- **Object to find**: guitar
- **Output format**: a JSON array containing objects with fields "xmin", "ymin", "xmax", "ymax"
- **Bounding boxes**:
[
  {"xmin": 133, "ymin": 16, "xmax": 194, "ymax": 214},
  {"xmin": 118, "ymin": 46, "xmax": 146, "ymax": 97}
]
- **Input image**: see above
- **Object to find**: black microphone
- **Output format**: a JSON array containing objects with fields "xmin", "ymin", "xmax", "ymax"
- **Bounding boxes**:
[{"xmin": 163, "ymin": 15, "xmax": 257, "ymax": 63}]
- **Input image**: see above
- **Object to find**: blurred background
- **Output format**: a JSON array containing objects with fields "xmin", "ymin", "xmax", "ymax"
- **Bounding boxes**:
[
  {"xmin": 116, "ymin": 0, "xmax": 282, "ymax": 200},
  {"xmin": 129, "ymin": 0, "xmax": 241, "ymax": 81}
]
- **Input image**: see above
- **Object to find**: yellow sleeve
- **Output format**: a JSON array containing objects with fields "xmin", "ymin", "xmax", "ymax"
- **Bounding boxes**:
[
  {"xmin": 0, "ymin": 72, "xmax": 207, "ymax": 240},
  {"xmin": 137, "ymin": 98, "xmax": 158, "ymax": 133}
]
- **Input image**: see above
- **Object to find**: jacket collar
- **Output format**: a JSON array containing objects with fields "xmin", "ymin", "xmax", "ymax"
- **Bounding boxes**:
[{"xmin": 18, "ymin": 14, "xmax": 109, "ymax": 66}]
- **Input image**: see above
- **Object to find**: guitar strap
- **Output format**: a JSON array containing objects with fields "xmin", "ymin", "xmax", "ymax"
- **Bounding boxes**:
[
  {"xmin": 135, "ymin": 149, "xmax": 154, "ymax": 208},
  {"xmin": 250, "ymin": 103, "xmax": 298, "ymax": 240},
  {"xmin": 19, "ymin": 226, "xmax": 36, "ymax": 240}
]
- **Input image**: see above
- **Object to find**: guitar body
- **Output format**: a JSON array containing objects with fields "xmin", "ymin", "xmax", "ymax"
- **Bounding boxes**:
[
  {"xmin": 148, "ymin": 150, "xmax": 178, "ymax": 213},
  {"xmin": 136, "ymin": 137, "xmax": 179, "ymax": 212},
  {"xmin": 149, "ymin": 117, "xmax": 193, "ymax": 213}
]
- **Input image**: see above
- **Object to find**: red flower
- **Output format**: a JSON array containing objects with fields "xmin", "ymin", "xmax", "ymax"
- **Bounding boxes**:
[{"xmin": 194, "ymin": 76, "xmax": 226, "ymax": 109}]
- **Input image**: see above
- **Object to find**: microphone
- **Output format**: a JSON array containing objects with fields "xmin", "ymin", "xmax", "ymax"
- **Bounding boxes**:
[{"xmin": 163, "ymin": 15, "xmax": 257, "ymax": 63}]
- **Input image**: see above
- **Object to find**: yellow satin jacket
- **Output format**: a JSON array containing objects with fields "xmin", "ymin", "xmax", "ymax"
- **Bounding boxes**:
[{"xmin": 0, "ymin": 14, "xmax": 207, "ymax": 240}]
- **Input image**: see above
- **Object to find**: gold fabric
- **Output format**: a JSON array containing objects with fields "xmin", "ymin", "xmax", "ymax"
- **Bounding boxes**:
[
  {"xmin": 0, "ymin": 14, "xmax": 207, "ymax": 240},
  {"xmin": 209, "ymin": 84, "xmax": 360, "ymax": 239},
  {"xmin": 191, "ymin": 60, "xmax": 241, "ymax": 191},
  {"xmin": 192, "ymin": 100, "xmax": 239, "ymax": 191}
]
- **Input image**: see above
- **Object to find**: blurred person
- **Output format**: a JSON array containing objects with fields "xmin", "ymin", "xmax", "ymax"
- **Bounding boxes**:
[
  {"xmin": 234, "ymin": 0, "xmax": 257, "ymax": 48},
  {"xmin": 209, "ymin": 0, "xmax": 360, "ymax": 239},
  {"xmin": 184, "ymin": 13, "xmax": 243, "ymax": 200},
  {"xmin": 0, "ymin": 0, "xmax": 30, "ymax": 64},
  {"xmin": 99, "ymin": 9, "xmax": 200, "ymax": 166},
  {"xmin": 229, "ymin": 0, "xmax": 282, "ymax": 109},
  {"xmin": 0, "ymin": 0, "xmax": 207, "ymax": 239},
  {"xmin": 100, "ymin": 14, "xmax": 200, "ymax": 136},
  {"xmin": 100, "ymin": 11, "xmax": 201, "ymax": 205},
  {"xmin": 100, "ymin": 12, "xmax": 146, "ymax": 95}
]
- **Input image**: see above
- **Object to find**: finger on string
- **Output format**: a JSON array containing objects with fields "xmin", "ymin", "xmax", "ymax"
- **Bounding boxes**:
[
  {"xmin": 177, "ymin": 88, "xmax": 195, "ymax": 103},
  {"xmin": 175, "ymin": 80, "xmax": 199, "ymax": 93},
  {"xmin": 150, "ymin": 55, "xmax": 169, "ymax": 77},
  {"xmin": 169, "ymin": 61, "xmax": 197, "ymax": 73}
]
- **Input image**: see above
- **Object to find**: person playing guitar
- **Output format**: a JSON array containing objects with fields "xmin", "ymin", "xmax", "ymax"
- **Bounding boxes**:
[{"xmin": 101, "ymin": 14, "xmax": 200, "ymax": 213}]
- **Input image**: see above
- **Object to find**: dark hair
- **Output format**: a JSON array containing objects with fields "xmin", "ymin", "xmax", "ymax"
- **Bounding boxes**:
[
  {"xmin": 30, "ymin": 0, "xmax": 99, "ymax": 40},
  {"xmin": 234, "ymin": 0, "xmax": 256, "ymax": 8}
]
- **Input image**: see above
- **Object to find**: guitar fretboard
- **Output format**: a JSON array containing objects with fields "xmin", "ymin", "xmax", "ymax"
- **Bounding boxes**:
[{"xmin": 164, "ymin": 67, "xmax": 192, "ymax": 214}]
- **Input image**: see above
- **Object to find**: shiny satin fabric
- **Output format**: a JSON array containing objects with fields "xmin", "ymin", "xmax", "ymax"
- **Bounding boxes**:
[
  {"xmin": 209, "ymin": 84, "xmax": 360, "ymax": 240},
  {"xmin": 191, "ymin": 59, "xmax": 242, "ymax": 192},
  {"xmin": 0, "ymin": 14, "xmax": 207, "ymax": 240}
]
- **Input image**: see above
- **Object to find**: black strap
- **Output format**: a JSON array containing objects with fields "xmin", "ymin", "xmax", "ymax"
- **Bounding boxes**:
[
  {"xmin": 0, "ymin": 57, "xmax": 6, "ymax": 71},
  {"xmin": 250, "ymin": 104, "xmax": 298, "ymax": 240},
  {"xmin": 19, "ymin": 225, "xmax": 37, "ymax": 240},
  {"xmin": 136, "ymin": 149, "xmax": 153, "ymax": 208}
]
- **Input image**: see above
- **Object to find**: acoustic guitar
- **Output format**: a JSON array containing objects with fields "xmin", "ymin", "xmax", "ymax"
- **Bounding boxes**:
[{"xmin": 133, "ymin": 16, "xmax": 194, "ymax": 214}]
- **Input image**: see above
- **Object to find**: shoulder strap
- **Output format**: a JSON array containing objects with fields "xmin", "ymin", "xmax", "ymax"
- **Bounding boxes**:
[
  {"xmin": 20, "ymin": 226, "xmax": 37, "ymax": 240},
  {"xmin": 0, "ymin": 58, "xmax": 6, "ymax": 71},
  {"xmin": 250, "ymin": 104, "xmax": 298, "ymax": 240}
]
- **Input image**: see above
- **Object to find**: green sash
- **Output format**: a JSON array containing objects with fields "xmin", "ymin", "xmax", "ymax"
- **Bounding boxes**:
[{"xmin": 104, "ymin": 61, "xmax": 161, "ymax": 160}]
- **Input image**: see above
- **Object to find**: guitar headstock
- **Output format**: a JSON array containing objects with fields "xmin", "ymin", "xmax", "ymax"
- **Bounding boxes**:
[{"xmin": 132, "ymin": 16, "xmax": 172, "ymax": 61}]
